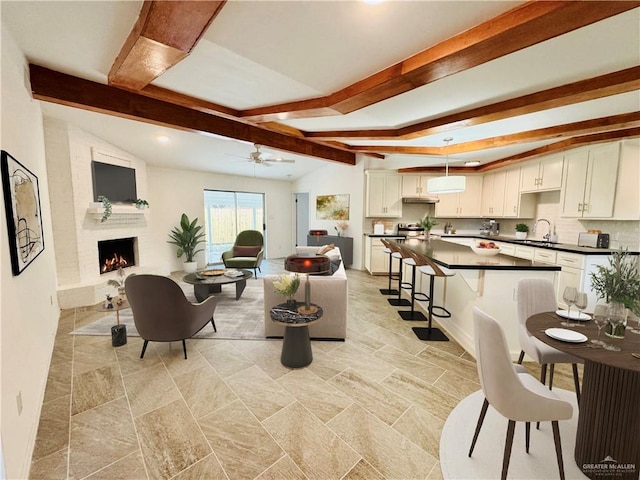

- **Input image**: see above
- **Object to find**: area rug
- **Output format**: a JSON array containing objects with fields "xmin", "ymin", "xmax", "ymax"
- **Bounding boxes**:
[
  {"xmin": 71, "ymin": 277, "xmax": 267, "ymax": 340},
  {"xmin": 440, "ymin": 389, "xmax": 587, "ymax": 479}
]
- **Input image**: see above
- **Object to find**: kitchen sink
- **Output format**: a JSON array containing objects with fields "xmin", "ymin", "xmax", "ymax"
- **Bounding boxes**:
[{"xmin": 514, "ymin": 239, "xmax": 554, "ymax": 247}]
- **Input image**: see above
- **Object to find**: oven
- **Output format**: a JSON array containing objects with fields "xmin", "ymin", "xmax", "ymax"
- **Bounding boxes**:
[{"xmin": 397, "ymin": 223, "xmax": 425, "ymax": 237}]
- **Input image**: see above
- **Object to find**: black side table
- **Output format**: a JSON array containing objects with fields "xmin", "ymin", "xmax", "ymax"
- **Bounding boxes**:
[{"xmin": 269, "ymin": 302, "xmax": 323, "ymax": 368}]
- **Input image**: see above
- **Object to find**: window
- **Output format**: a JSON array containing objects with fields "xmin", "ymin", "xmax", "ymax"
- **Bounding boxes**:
[{"xmin": 203, "ymin": 190, "xmax": 265, "ymax": 263}]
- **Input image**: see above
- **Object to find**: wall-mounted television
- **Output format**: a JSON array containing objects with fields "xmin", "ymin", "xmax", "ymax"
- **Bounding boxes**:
[{"xmin": 91, "ymin": 161, "xmax": 137, "ymax": 203}]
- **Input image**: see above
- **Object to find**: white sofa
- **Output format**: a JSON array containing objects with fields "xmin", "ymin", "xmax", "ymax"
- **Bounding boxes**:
[{"xmin": 263, "ymin": 246, "xmax": 347, "ymax": 340}]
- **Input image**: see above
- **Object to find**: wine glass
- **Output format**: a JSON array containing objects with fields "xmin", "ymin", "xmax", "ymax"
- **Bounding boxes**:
[
  {"xmin": 562, "ymin": 286, "xmax": 577, "ymax": 327},
  {"xmin": 574, "ymin": 292, "xmax": 588, "ymax": 328},
  {"xmin": 603, "ymin": 303, "xmax": 626, "ymax": 352},
  {"xmin": 629, "ymin": 309, "xmax": 640, "ymax": 335},
  {"xmin": 591, "ymin": 304, "xmax": 607, "ymax": 345}
]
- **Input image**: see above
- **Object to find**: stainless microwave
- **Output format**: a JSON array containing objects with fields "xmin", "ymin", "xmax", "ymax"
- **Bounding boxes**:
[{"xmin": 577, "ymin": 233, "xmax": 609, "ymax": 248}]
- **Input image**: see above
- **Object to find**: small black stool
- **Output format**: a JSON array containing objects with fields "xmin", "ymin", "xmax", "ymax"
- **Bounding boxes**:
[
  {"xmin": 379, "ymin": 238, "xmax": 399, "ymax": 295},
  {"xmin": 397, "ymin": 245, "xmax": 430, "ymax": 321},
  {"xmin": 406, "ymin": 250, "xmax": 455, "ymax": 341}
]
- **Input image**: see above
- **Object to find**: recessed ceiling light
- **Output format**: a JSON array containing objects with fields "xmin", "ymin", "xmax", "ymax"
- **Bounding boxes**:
[
  {"xmin": 465, "ymin": 161, "xmax": 480, "ymax": 167},
  {"xmin": 156, "ymin": 134, "xmax": 170, "ymax": 143}
]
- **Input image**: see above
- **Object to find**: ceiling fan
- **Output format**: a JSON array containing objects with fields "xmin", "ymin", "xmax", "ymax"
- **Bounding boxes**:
[{"xmin": 245, "ymin": 144, "xmax": 295, "ymax": 167}]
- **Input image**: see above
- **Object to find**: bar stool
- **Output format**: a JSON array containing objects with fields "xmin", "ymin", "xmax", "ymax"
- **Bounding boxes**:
[
  {"xmin": 385, "ymin": 241, "xmax": 411, "ymax": 307},
  {"xmin": 379, "ymin": 238, "xmax": 399, "ymax": 295},
  {"xmin": 396, "ymin": 244, "xmax": 430, "ymax": 321},
  {"xmin": 406, "ymin": 249, "xmax": 455, "ymax": 341}
]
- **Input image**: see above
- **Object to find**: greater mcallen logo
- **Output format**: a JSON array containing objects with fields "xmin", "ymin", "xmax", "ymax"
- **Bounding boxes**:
[{"xmin": 583, "ymin": 456, "xmax": 636, "ymax": 476}]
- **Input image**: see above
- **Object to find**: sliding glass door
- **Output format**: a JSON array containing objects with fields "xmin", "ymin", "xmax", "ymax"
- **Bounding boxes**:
[{"xmin": 203, "ymin": 190, "xmax": 265, "ymax": 264}]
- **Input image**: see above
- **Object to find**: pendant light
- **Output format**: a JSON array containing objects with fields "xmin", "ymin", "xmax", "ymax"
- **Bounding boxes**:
[{"xmin": 427, "ymin": 137, "xmax": 466, "ymax": 194}]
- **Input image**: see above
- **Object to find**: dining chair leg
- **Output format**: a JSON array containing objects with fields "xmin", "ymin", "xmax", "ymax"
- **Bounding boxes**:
[
  {"xmin": 517, "ymin": 350, "xmax": 525, "ymax": 364},
  {"xmin": 572, "ymin": 364, "xmax": 581, "ymax": 406},
  {"xmin": 211, "ymin": 317, "xmax": 217, "ymax": 332},
  {"xmin": 552, "ymin": 420, "xmax": 566, "ymax": 480},
  {"xmin": 501, "ymin": 420, "xmax": 516, "ymax": 480},
  {"xmin": 540, "ymin": 364, "xmax": 547, "ymax": 385},
  {"xmin": 468, "ymin": 398, "xmax": 489, "ymax": 457},
  {"xmin": 525, "ymin": 422, "xmax": 531, "ymax": 453},
  {"xmin": 182, "ymin": 339, "xmax": 188, "ymax": 359},
  {"xmin": 548, "ymin": 364, "xmax": 555, "ymax": 390},
  {"xmin": 140, "ymin": 340, "xmax": 149, "ymax": 359}
]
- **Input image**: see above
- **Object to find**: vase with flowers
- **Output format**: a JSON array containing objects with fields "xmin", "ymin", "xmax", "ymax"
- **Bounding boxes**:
[
  {"xmin": 273, "ymin": 273, "xmax": 301, "ymax": 308},
  {"xmin": 335, "ymin": 220, "xmax": 349, "ymax": 237}
]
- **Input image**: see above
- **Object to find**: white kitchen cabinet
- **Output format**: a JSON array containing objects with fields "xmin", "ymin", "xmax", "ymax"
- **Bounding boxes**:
[
  {"xmin": 561, "ymin": 144, "xmax": 619, "ymax": 218},
  {"xmin": 435, "ymin": 175, "xmax": 482, "ymax": 217},
  {"xmin": 612, "ymin": 140, "xmax": 640, "ymax": 220},
  {"xmin": 481, "ymin": 171, "xmax": 506, "ymax": 217},
  {"xmin": 401, "ymin": 174, "xmax": 436, "ymax": 198},
  {"xmin": 365, "ymin": 236, "xmax": 403, "ymax": 274},
  {"xmin": 520, "ymin": 156, "xmax": 563, "ymax": 192},
  {"xmin": 514, "ymin": 245, "xmax": 534, "ymax": 260},
  {"xmin": 365, "ymin": 171, "xmax": 402, "ymax": 217},
  {"xmin": 556, "ymin": 252, "xmax": 585, "ymax": 308},
  {"xmin": 503, "ymin": 168, "xmax": 535, "ymax": 218}
]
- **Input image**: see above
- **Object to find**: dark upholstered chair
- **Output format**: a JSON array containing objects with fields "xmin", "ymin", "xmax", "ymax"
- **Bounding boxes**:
[
  {"xmin": 221, "ymin": 230, "xmax": 264, "ymax": 276},
  {"xmin": 124, "ymin": 274, "xmax": 218, "ymax": 359}
]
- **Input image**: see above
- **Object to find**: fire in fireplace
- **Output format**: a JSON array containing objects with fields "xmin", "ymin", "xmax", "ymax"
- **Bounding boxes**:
[{"xmin": 98, "ymin": 237, "xmax": 136, "ymax": 274}]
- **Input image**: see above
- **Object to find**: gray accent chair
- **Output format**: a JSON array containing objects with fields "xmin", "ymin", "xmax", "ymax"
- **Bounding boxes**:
[{"xmin": 125, "ymin": 274, "xmax": 218, "ymax": 359}]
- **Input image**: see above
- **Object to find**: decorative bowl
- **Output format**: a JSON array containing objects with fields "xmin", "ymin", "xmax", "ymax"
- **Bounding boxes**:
[{"xmin": 470, "ymin": 245, "xmax": 501, "ymax": 256}]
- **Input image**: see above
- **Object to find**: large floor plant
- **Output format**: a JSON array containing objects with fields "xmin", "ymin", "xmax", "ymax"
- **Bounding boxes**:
[{"xmin": 167, "ymin": 213, "xmax": 205, "ymax": 272}]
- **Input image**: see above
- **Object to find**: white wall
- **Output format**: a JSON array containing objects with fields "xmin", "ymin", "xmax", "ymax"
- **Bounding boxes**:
[
  {"xmin": 147, "ymin": 166, "xmax": 295, "ymax": 271},
  {"xmin": 1, "ymin": 25, "xmax": 59, "ymax": 479},
  {"xmin": 294, "ymin": 159, "xmax": 366, "ymax": 270}
]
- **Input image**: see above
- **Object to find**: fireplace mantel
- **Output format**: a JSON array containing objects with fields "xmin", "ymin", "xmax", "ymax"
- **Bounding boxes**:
[{"xmin": 87, "ymin": 205, "xmax": 147, "ymax": 224}]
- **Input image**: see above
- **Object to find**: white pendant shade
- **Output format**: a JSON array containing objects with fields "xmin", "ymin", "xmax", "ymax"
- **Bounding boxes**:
[{"xmin": 427, "ymin": 175, "xmax": 466, "ymax": 194}]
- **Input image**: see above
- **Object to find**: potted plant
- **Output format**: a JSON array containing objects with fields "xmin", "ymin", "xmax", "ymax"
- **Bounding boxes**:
[
  {"xmin": 98, "ymin": 196, "xmax": 112, "ymax": 222},
  {"xmin": 134, "ymin": 199, "xmax": 149, "ymax": 210},
  {"xmin": 417, "ymin": 214, "xmax": 438, "ymax": 236},
  {"xmin": 515, "ymin": 223, "xmax": 529, "ymax": 239},
  {"xmin": 167, "ymin": 213, "xmax": 206, "ymax": 273},
  {"xmin": 590, "ymin": 249, "xmax": 640, "ymax": 337},
  {"xmin": 273, "ymin": 273, "xmax": 300, "ymax": 308}
]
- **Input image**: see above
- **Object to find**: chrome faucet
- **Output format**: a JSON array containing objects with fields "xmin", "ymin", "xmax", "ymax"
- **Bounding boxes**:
[{"xmin": 533, "ymin": 218, "xmax": 551, "ymax": 242}]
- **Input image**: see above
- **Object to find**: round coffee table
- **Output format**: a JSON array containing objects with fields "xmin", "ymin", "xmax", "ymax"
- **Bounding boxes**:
[
  {"xmin": 270, "ymin": 302, "xmax": 323, "ymax": 368},
  {"xmin": 183, "ymin": 269, "xmax": 253, "ymax": 302}
]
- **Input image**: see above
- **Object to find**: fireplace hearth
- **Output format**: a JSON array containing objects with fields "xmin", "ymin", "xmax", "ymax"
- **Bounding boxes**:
[{"xmin": 98, "ymin": 237, "xmax": 137, "ymax": 274}]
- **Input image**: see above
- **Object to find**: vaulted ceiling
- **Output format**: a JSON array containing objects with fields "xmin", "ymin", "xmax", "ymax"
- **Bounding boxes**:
[{"xmin": 3, "ymin": 1, "xmax": 639, "ymax": 179}]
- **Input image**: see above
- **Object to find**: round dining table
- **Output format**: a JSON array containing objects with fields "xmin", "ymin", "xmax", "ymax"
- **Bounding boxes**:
[{"xmin": 527, "ymin": 312, "xmax": 640, "ymax": 480}]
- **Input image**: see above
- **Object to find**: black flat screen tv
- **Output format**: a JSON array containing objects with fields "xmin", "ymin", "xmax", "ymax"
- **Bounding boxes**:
[{"xmin": 91, "ymin": 161, "xmax": 137, "ymax": 203}]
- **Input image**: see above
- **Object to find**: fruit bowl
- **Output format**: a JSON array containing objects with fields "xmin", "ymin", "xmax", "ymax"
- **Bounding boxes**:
[{"xmin": 470, "ymin": 243, "xmax": 502, "ymax": 256}]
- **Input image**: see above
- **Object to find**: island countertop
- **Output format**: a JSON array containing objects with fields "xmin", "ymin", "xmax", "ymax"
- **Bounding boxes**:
[{"xmin": 393, "ymin": 238, "xmax": 561, "ymax": 271}]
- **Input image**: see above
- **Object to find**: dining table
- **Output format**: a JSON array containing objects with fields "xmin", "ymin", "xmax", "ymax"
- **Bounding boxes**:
[{"xmin": 527, "ymin": 312, "xmax": 640, "ymax": 480}]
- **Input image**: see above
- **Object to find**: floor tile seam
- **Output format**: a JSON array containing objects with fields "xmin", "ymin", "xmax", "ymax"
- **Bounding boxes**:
[
  {"xmin": 76, "ymin": 450, "xmax": 146, "ymax": 480},
  {"xmin": 66, "ymin": 308, "xmax": 79, "ymax": 480},
  {"xmin": 422, "ymin": 345, "xmax": 478, "ymax": 368},
  {"xmin": 390, "ymin": 404, "xmax": 447, "ymax": 460},
  {"xmin": 382, "ymin": 368, "xmax": 463, "ymax": 408},
  {"xmin": 372, "ymin": 345, "xmax": 448, "ymax": 380}
]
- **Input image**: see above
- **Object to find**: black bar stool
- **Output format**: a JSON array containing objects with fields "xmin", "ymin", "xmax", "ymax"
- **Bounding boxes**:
[
  {"xmin": 379, "ymin": 238, "xmax": 399, "ymax": 295},
  {"xmin": 385, "ymin": 241, "xmax": 411, "ymax": 307},
  {"xmin": 396, "ymin": 244, "xmax": 430, "ymax": 321},
  {"xmin": 406, "ymin": 249, "xmax": 455, "ymax": 341}
]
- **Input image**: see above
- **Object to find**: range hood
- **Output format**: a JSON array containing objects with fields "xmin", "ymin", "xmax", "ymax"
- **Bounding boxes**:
[{"xmin": 402, "ymin": 196, "xmax": 440, "ymax": 204}]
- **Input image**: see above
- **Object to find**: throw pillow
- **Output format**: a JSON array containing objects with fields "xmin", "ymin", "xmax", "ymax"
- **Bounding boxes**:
[
  {"xmin": 233, "ymin": 246, "xmax": 260, "ymax": 257},
  {"xmin": 317, "ymin": 244, "xmax": 335, "ymax": 255}
]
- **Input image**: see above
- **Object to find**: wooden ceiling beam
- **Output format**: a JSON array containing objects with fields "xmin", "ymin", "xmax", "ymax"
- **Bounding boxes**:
[
  {"xmin": 398, "ymin": 128, "xmax": 640, "ymax": 174},
  {"xmin": 29, "ymin": 64, "xmax": 356, "ymax": 165},
  {"xmin": 308, "ymin": 67, "xmax": 640, "ymax": 140},
  {"xmin": 108, "ymin": 1, "xmax": 226, "ymax": 90},
  {"xmin": 240, "ymin": 1, "xmax": 639, "ymax": 123},
  {"xmin": 349, "ymin": 112, "xmax": 640, "ymax": 155}
]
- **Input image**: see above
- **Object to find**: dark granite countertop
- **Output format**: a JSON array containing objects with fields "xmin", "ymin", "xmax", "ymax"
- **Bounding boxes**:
[
  {"xmin": 365, "ymin": 233, "xmax": 406, "ymax": 238},
  {"xmin": 438, "ymin": 234, "xmax": 638, "ymax": 255},
  {"xmin": 394, "ymin": 238, "xmax": 561, "ymax": 271}
]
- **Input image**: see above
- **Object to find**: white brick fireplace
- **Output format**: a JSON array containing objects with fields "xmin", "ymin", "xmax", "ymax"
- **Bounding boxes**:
[{"xmin": 44, "ymin": 118, "xmax": 168, "ymax": 308}]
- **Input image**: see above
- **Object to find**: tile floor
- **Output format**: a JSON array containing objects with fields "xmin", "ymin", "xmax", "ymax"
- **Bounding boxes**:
[{"xmin": 29, "ymin": 260, "xmax": 579, "ymax": 480}]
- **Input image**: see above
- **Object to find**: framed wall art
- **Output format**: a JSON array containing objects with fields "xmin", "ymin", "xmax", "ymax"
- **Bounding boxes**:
[
  {"xmin": 316, "ymin": 194, "xmax": 349, "ymax": 220},
  {"xmin": 1, "ymin": 150, "xmax": 45, "ymax": 275}
]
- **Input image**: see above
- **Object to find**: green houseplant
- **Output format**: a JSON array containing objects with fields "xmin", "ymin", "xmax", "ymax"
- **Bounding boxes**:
[
  {"xmin": 417, "ymin": 214, "xmax": 438, "ymax": 235},
  {"xmin": 167, "ymin": 214, "xmax": 206, "ymax": 273},
  {"xmin": 515, "ymin": 223, "xmax": 529, "ymax": 239},
  {"xmin": 590, "ymin": 249, "xmax": 640, "ymax": 336},
  {"xmin": 134, "ymin": 199, "xmax": 149, "ymax": 209},
  {"xmin": 98, "ymin": 196, "xmax": 111, "ymax": 222}
]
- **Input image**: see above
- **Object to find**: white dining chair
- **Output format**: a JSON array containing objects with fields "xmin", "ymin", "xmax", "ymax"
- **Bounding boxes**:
[
  {"xmin": 469, "ymin": 307, "xmax": 573, "ymax": 480},
  {"xmin": 516, "ymin": 278, "xmax": 582, "ymax": 405}
]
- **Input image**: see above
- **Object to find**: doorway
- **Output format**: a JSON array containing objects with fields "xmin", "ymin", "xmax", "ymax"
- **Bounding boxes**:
[{"xmin": 294, "ymin": 192, "xmax": 309, "ymax": 247}]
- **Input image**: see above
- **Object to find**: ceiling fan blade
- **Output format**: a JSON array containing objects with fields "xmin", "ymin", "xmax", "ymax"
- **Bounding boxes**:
[{"xmin": 265, "ymin": 158, "xmax": 295, "ymax": 163}]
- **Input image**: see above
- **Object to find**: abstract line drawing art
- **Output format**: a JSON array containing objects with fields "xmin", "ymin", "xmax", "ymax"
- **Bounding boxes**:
[
  {"xmin": 316, "ymin": 194, "xmax": 350, "ymax": 220},
  {"xmin": 2, "ymin": 150, "xmax": 45, "ymax": 275}
]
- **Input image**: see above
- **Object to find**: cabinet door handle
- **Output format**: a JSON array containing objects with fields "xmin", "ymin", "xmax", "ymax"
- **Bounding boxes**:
[
  {"xmin": 578, "ymin": 203, "xmax": 582, "ymax": 212},
  {"xmin": 513, "ymin": 205, "xmax": 517, "ymax": 213},
  {"xmin": 583, "ymin": 203, "xmax": 589, "ymax": 213}
]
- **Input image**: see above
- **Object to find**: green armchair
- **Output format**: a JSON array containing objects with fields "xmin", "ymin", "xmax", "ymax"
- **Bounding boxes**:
[{"xmin": 221, "ymin": 230, "xmax": 264, "ymax": 276}]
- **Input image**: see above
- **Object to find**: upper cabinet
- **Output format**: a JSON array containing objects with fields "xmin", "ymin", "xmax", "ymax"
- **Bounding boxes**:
[
  {"xmin": 520, "ymin": 156, "xmax": 563, "ymax": 192},
  {"xmin": 401, "ymin": 174, "xmax": 435, "ymax": 198},
  {"xmin": 611, "ymin": 140, "xmax": 640, "ymax": 220},
  {"xmin": 503, "ymin": 168, "xmax": 535, "ymax": 218},
  {"xmin": 481, "ymin": 171, "xmax": 506, "ymax": 217},
  {"xmin": 561, "ymin": 144, "xmax": 619, "ymax": 218},
  {"xmin": 435, "ymin": 176, "xmax": 483, "ymax": 218},
  {"xmin": 365, "ymin": 171, "xmax": 402, "ymax": 217}
]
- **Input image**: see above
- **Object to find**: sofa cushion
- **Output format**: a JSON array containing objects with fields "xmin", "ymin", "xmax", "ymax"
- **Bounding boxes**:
[
  {"xmin": 233, "ymin": 246, "xmax": 261, "ymax": 257},
  {"xmin": 317, "ymin": 244, "xmax": 335, "ymax": 255}
]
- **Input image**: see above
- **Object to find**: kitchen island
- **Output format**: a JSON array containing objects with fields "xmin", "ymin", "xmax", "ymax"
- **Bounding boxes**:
[{"xmin": 390, "ymin": 238, "xmax": 560, "ymax": 358}]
